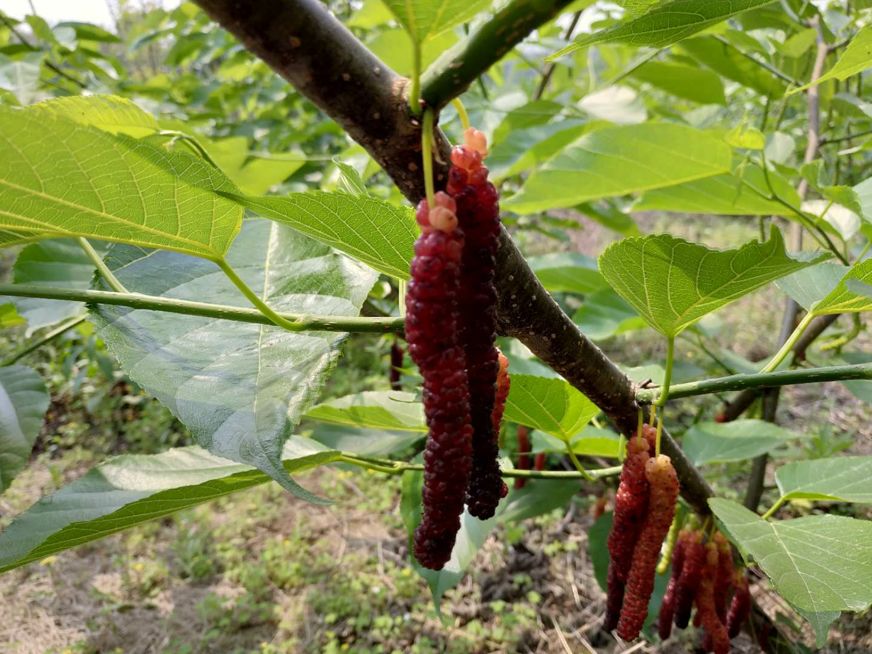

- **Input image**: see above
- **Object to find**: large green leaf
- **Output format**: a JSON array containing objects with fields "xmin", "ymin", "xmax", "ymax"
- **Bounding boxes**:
[
  {"xmin": 633, "ymin": 166, "xmax": 796, "ymax": 216},
  {"xmin": 775, "ymin": 262, "xmax": 848, "ymax": 311},
  {"xmin": 503, "ymin": 375, "xmax": 599, "ymax": 441},
  {"xmin": 792, "ymin": 25, "xmax": 872, "ymax": 93},
  {"xmin": 503, "ymin": 123, "xmax": 731, "ymax": 214},
  {"xmin": 237, "ymin": 192, "xmax": 416, "ymax": 280},
  {"xmin": 776, "ymin": 457, "xmax": 872, "ymax": 504},
  {"xmin": 27, "ymin": 94, "xmax": 159, "ymax": 137},
  {"xmin": 549, "ymin": 0, "xmax": 776, "ymax": 58},
  {"xmin": 811, "ymin": 260, "xmax": 872, "ymax": 315},
  {"xmin": 683, "ymin": 419, "xmax": 805, "ymax": 465},
  {"xmin": 0, "ymin": 105, "xmax": 242, "ymax": 258},
  {"xmin": 305, "ymin": 391, "xmax": 425, "ymax": 432},
  {"xmin": 381, "ymin": 0, "xmax": 491, "ymax": 42},
  {"xmin": 6, "ymin": 239, "xmax": 97, "ymax": 335},
  {"xmin": 598, "ymin": 229, "xmax": 828, "ymax": 337},
  {"xmin": 678, "ymin": 36, "xmax": 786, "ymax": 97},
  {"xmin": 527, "ymin": 253, "xmax": 607, "ymax": 295},
  {"xmin": 0, "ymin": 365, "xmax": 49, "ymax": 493},
  {"xmin": 0, "ymin": 439, "xmax": 339, "ymax": 573},
  {"xmin": 710, "ymin": 499, "xmax": 872, "ymax": 613},
  {"xmin": 532, "ymin": 427, "xmax": 622, "ymax": 458},
  {"xmin": 631, "ymin": 61, "xmax": 726, "ymax": 104},
  {"xmin": 90, "ymin": 220, "xmax": 377, "ymax": 502},
  {"xmin": 203, "ymin": 136, "xmax": 305, "ymax": 196}
]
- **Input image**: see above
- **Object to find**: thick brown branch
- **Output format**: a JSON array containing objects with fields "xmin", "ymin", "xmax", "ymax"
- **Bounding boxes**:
[{"xmin": 191, "ymin": 0, "xmax": 714, "ymax": 516}]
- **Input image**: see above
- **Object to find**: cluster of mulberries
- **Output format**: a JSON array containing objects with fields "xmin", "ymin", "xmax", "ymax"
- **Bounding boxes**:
[
  {"xmin": 656, "ymin": 527, "xmax": 751, "ymax": 652},
  {"xmin": 407, "ymin": 128, "xmax": 508, "ymax": 570}
]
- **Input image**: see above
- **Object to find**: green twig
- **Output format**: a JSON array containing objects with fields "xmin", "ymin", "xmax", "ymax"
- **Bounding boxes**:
[
  {"xmin": 409, "ymin": 42, "xmax": 422, "ymax": 115},
  {"xmin": 636, "ymin": 361, "xmax": 872, "ymax": 404},
  {"xmin": 0, "ymin": 284, "xmax": 405, "ymax": 333},
  {"xmin": 760, "ymin": 311, "xmax": 816, "ymax": 373},
  {"xmin": 760, "ymin": 496, "xmax": 787, "ymax": 520},
  {"xmin": 77, "ymin": 238, "xmax": 128, "ymax": 293},
  {"xmin": 564, "ymin": 442, "xmax": 595, "ymax": 481},
  {"xmin": 421, "ymin": 109, "xmax": 436, "ymax": 208},
  {"xmin": 1, "ymin": 315, "xmax": 85, "ymax": 366}
]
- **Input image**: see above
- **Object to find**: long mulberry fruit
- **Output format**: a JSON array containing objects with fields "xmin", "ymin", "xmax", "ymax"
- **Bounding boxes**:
[
  {"xmin": 673, "ymin": 530, "xmax": 705, "ymax": 629},
  {"xmin": 713, "ymin": 532, "xmax": 735, "ymax": 622},
  {"xmin": 604, "ymin": 433, "xmax": 651, "ymax": 631},
  {"xmin": 407, "ymin": 192, "xmax": 473, "ymax": 571},
  {"xmin": 449, "ymin": 128, "xmax": 504, "ymax": 520},
  {"xmin": 695, "ymin": 542, "xmax": 730, "ymax": 654},
  {"xmin": 658, "ymin": 529, "xmax": 692, "ymax": 640},
  {"xmin": 617, "ymin": 454, "xmax": 680, "ymax": 641},
  {"xmin": 726, "ymin": 571, "xmax": 750, "ymax": 639}
]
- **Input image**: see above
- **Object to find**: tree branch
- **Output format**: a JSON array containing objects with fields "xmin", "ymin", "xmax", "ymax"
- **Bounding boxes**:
[
  {"xmin": 0, "ymin": 284, "xmax": 405, "ymax": 333},
  {"xmin": 191, "ymin": 0, "xmax": 715, "ymax": 515},
  {"xmin": 636, "ymin": 362, "xmax": 872, "ymax": 403},
  {"xmin": 420, "ymin": 0, "xmax": 575, "ymax": 110}
]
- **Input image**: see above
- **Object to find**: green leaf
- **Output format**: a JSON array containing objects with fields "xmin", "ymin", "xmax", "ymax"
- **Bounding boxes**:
[
  {"xmin": 683, "ymin": 419, "xmax": 805, "ymax": 465},
  {"xmin": 305, "ymin": 391, "xmax": 426, "ymax": 432},
  {"xmin": 503, "ymin": 375, "xmax": 599, "ymax": 441},
  {"xmin": 573, "ymin": 288, "xmax": 647, "ymax": 341},
  {"xmin": 0, "ymin": 52, "xmax": 43, "ymax": 104},
  {"xmin": 0, "ymin": 439, "xmax": 339, "ymax": 573},
  {"xmin": 775, "ymin": 262, "xmax": 848, "ymax": 311},
  {"xmin": 309, "ymin": 423, "xmax": 422, "ymax": 457},
  {"xmin": 497, "ymin": 480, "xmax": 580, "ymax": 524},
  {"xmin": 791, "ymin": 25, "xmax": 872, "ymax": 93},
  {"xmin": 840, "ymin": 351, "xmax": 872, "ymax": 404},
  {"xmin": 631, "ymin": 61, "xmax": 726, "ymax": 104},
  {"xmin": 0, "ymin": 105, "xmax": 242, "ymax": 259},
  {"xmin": 532, "ymin": 427, "xmax": 622, "ymax": 458},
  {"xmin": 797, "ymin": 609, "xmax": 840, "ymax": 648},
  {"xmin": 776, "ymin": 456, "xmax": 872, "ymax": 504},
  {"xmin": 527, "ymin": 253, "xmax": 607, "ymax": 295},
  {"xmin": 811, "ymin": 260, "xmax": 872, "ymax": 315},
  {"xmin": 27, "ymin": 95, "xmax": 159, "ymax": 137},
  {"xmin": 90, "ymin": 220, "xmax": 377, "ymax": 503},
  {"xmin": 598, "ymin": 228, "xmax": 828, "ymax": 337},
  {"xmin": 236, "ymin": 191, "xmax": 416, "ymax": 280},
  {"xmin": 400, "ymin": 465, "xmax": 496, "ymax": 612},
  {"xmin": 203, "ymin": 136, "xmax": 305, "ymax": 196},
  {"xmin": 380, "ymin": 0, "xmax": 491, "ymax": 42},
  {"xmin": 633, "ymin": 166, "xmax": 796, "ymax": 216},
  {"xmin": 710, "ymin": 498, "xmax": 872, "ymax": 613},
  {"xmin": 549, "ymin": 0, "xmax": 776, "ymax": 58},
  {"xmin": 488, "ymin": 120, "xmax": 588, "ymax": 182},
  {"xmin": 5, "ymin": 239, "xmax": 98, "ymax": 335},
  {"xmin": 0, "ymin": 365, "xmax": 49, "ymax": 493},
  {"xmin": 503, "ymin": 123, "xmax": 732, "ymax": 214},
  {"xmin": 678, "ymin": 36, "xmax": 786, "ymax": 97}
]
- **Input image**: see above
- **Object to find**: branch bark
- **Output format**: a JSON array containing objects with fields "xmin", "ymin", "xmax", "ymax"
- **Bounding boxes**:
[{"xmin": 191, "ymin": 0, "xmax": 714, "ymax": 516}]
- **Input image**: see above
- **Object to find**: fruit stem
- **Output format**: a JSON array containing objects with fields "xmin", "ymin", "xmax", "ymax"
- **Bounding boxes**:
[
  {"xmin": 421, "ymin": 109, "xmax": 436, "ymax": 209},
  {"xmin": 452, "ymin": 98, "xmax": 470, "ymax": 131}
]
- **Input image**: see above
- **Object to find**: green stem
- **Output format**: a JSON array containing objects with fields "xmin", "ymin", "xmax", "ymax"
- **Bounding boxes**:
[
  {"xmin": 760, "ymin": 311, "xmax": 816, "ymax": 373},
  {"xmin": 564, "ymin": 443, "xmax": 595, "ymax": 481},
  {"xmin": 761, "ymin": 496, "xmax": 787, "ymax": 520},
  {"xmin": 421, "ymin": 109, "xmax": 436, "ymax": 209},
  {"xmin": 635, "ymin": 361, "xmax": 872, "ymax": 404},
  {"xmin": 1, "ymin": 315, "xmax": 85, "ymax": 366},
  {"xmin": 77, "ymin": 238, "xmax": 128, "ymax": 293},
  {"xmin": 0, "ymin": 284, "xmax": 404, "ymax": 333},
  {"xmin": 158, "ymin": 130, "xmax": 221, "ymax": 168},
  {"xmin": 338, "ymin": 453, "xmax": 621, "ymax": 480},
  {"xmin": 452, "ymin": 98, "xmax": 470, "ymax": 131},
  {"xmin": 409, "ymin": 42, "xmax": 422, "ymax": 115},
  {"xmin": 653, "ymin": 336, "xmax": 675, "ymax": 456}
]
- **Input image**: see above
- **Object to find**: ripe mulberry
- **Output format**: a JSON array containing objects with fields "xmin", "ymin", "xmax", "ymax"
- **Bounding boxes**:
[
  {"xmin": 390, "ymin": 340, "xmax": 403, "ymax": 391},
  {"xmin": 673, "ymin": 531, "xmax": 705, "ymax": 629},
  {"xmin": 658, "ymin": 529, "xmax": 692, "ymax": 640},
  {"xmin": 695, "ymin": 542, "xmax": 730, "ymax": 654},
  {"xmin": 407, "ymin": 195, "xmax": 473, "ymax": 571},
  {"xmin": 616, "ymin": 454, "xmax": 680, "ymax": 641},
  {"xmin": 604, "ymin": 433, "xmax": 651, "ymax": 631},
  {"xmin": 450, "ymin": 129, "xmax": 504, "ymax": 520},
  {"xmin": 713, "ymin": 532, "xmax": 735, "ymax": 622},
  {"xmin": 727, "ymin": 571, "xmax": 751, "ymax": 639}
]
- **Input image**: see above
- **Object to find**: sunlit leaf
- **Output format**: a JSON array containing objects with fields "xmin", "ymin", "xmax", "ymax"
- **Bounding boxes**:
[{"xmin": 776, "ymin": 456, "xmax": 872, "ymax": 504}]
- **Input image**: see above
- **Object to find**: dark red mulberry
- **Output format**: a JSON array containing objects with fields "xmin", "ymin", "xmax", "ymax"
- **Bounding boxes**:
[
  {"xmin": 514, "ymin": 424, "xmax": 531, "ymax": 490},
  {"xmin": 534, "ymin": 452, "xmax": 546, "ymax": 471},
  {"xmin": 407, "ymin": 201, "xmax": 473, "ymax": 570},
  {"xmin": 617, "ymin": 454, "xmax": 679, "ymax": 641},
  {"xmin": 673, "ymin": 530, "xmax": 705, "ymax": 629},
  {"xmin": 695, "ymin": 542, "xmax": 730, "ymax": 654},
  {"xmin": 658, "ymin": 529, "xmax": 692, "ymax": 641},
  {"xmin": 713, "ymin": 532, "xmax": 735, "ymax": 622},
  {"xmin": 449, "ymin": 133, "xmax": 504, "ymax": 521},
  {"xmin": 604, "ymin": 434, "xmax": 651, "ymax": 631},
  {"xmin": 727, "ymin": 571, "xmax": 750, "ymax": 639},
  {"xmin": 641, "ymin": 422, "xmax": 657, "ymax": 454}
]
